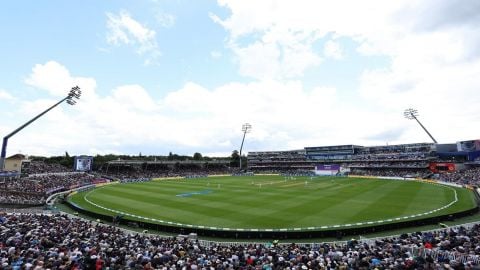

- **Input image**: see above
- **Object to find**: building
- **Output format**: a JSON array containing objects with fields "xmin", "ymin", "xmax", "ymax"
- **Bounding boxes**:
[
  {"xmin": 247, "ymin": 143, "xmax": 436, "ymax": 177},
  {"xmin": 247, "ymin": 150, "xmax": 310, "ymax": 172},
  {"xmin": 4, "ymin": 154, "xmax": 29, "ymax": 173},
  {"xmin": 305, "ymin": 145, "xmax": 362, "ymax": 160}
]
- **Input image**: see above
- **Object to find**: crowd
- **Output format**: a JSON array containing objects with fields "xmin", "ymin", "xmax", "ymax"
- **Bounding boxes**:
[
  {"xmin": 246, "ymin": 168, "xmax": 433, "ymax": 178},
  {"xmin": 0, "ymin": 193, "xmax": 46, "ymax": 206},
  {"xmin": 350, "ymin": 169, "xmax": 432, "ymax": 178},
  {"xmin": 27, "ymin": 161, "xmax": 72, "ymax": 174},
  {"xmin": 349, "ymin": 162, "xmax": 429, "ymax": 169},
  {"xmin": 437, "ymin": 167, "xmax": 480, "ymax": 186},
  {"xmin": 1, "ymin": 213, "xmax": 480, "ymax": 269},
  {"xmin": 101, "ymin": 165, "xmax": 233, "ymax": 181},
  {"xmin": 348, "ymin": 166, "xmax": 480, "ymax": 186},
  {"xmin": 351, "ymin": 152, "xmax": 431, "ymax": 161},
  {"xmin": 2, "ymin": 173, "xmax": 102, "ymax": 194},
  {"xmin": 0, "ymin": 173, "xmax": 106, "ymax": 205}
]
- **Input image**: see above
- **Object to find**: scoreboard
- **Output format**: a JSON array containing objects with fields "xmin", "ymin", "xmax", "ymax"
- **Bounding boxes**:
[{"xmin": 74, "ymin": 156, "xmax": 93, "ymax": 171}]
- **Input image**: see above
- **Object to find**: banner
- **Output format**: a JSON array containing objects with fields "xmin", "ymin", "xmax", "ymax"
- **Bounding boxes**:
[
  {"xmin": 316, "ymin": 164, "xmax": 340, "ymax": 170},
  {"xmin": 429, "ymin": 162, "xmax": 455, "ymax": 173},
  {"xmin": 0, "ymin": 171, "xmax": 19, "ymax": 177},
  {"xmin": 457, "ymin": 140, "xmax": 480, "ymax": 152},
  {"xmin": 92, "ymin": 178, "xmax": 108, "ymax": 184},
  {"xmin": 315, "ymin": 164, "xmax": 340, "ymax": 175}
]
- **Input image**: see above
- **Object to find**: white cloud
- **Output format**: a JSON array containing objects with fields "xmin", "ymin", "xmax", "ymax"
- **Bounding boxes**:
[
  {"xmin": 155, "ymin": 11, "xmax": 175, "ymax": 28},
  {"xmin": 9, "ymin": 61, "xmax": 386, "ymax": 156},
  {"xmin": 10, "ymin": 48, "xmax": 480, "ymax": 157},
  {"xmin": 0, "ymin": 89, "xmax": 14, "ymax": 101},
  {"xmin": 211, "ymin": 0, "xmax": 480, "ymax": 144},
  {"xmin": 25, "ymin": 61, "xmax": 97, "ymax": 100},
  {"xmin": 5, "ymin": 1, "xmax": 480, "ymax": 156},
  {"xmin": 106, "ymin": 10, "xmax": 161, "ymax": 64},
  {"xmin": 227, "ymin": 29, "xmax": 322, "ymax": 80},
  {"xmin": 110, "ymin": 85, "xmax": 157, "ymax": 111},
  {"xmin": 210, "ymin": 1, "xmax": 395, "ymax": 79},
  {"xmin": 25, "ymin": 61, "xmax": 72, "ymax": 97},
  {"xmin": 212, "ymin": 1, "xmax": 479, "ymax": 73},
  {"xmin": 13, "ymin": 61, "xmax": 164, "ymax": 156},
  {"xmin": 323, "ymin": 40, "xmax": 344, "ymax": 60}
]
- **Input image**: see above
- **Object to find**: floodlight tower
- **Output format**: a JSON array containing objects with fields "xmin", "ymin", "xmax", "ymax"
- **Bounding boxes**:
[
  {"xmin": 239, "ymin": 123, "xmax": 252, "ymax": 170},
  {"xmin": 404, "ymin": 108, "xmax": 438, "ymax": 144},
  {"xmin": 0, "ymin": 86, "xmax": 81, "ymax": 170}
]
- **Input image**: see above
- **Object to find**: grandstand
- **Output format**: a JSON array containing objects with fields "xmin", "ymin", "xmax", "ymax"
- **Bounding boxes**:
[
  {"xmin": 248, "ymin": 142, "xmax": 438, "ymax": 178},
  {"xmin": 100, "ymin": 159, "xmax": 231, "ymax": 179},
  {"xmin": 1, "ymin": 141, "xmax": 480, "ymax": 269},
  {"xmin": 247, "ymin": 149, "xmax": 309, "ymax": 172}
]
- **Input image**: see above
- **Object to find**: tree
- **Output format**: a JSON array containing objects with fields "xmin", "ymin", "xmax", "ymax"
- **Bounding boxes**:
[
  {"xmin": 193, "ymin": 152, "xmax": 203, "ymax": 160},
  {"xmin": 230, "ymin": 150, "xmax": 240, "ymax": 167}
]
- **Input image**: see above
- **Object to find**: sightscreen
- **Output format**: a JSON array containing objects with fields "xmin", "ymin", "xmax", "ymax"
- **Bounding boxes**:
[{"xmin": 315, "ymin": 164, "xmax": 340, "ymax": 176}]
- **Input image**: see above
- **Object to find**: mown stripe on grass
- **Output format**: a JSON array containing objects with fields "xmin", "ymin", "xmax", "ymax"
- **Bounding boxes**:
[
  {"xmin": 73, "ymin": 176, "xmax": 473, "ymax": 230},
  {"xmin": 347, "ymin": 180, "xmax": 421, "ymax": 222},
  {"xmin": 293, "ymin": 179, "xmax": 393, "ymax": 225}
]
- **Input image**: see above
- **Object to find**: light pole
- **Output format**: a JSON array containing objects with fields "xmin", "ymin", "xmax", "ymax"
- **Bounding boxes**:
[
  {"xmin": 0, "ymin": 86, "xmax": 81, "ymax": 170},
  {"xmin": 239, "ymin": 123, "xmax": 251, "ymax": 171},
  {"xmin": 404, "ymin": 108, "xmax": 438, "ymax": 144}
]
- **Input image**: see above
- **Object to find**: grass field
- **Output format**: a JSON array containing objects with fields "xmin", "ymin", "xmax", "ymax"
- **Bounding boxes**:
[{"xmin": 68, "ymin": 175, "xmax": 477, "ymax": 231}]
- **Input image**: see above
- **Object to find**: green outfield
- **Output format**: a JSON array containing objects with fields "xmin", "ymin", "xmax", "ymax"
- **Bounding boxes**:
[{"xmin": 68, "ymin": 175, "xmax": 477, "ymax": 231}]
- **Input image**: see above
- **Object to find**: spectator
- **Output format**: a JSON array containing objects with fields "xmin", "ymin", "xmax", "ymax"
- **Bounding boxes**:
[
  {"xmin": 1, "ymin": 213, "xmax": 480, "ymax": 269},
  {"xmin": 0, "ymin": 173, "xmax": 108, "ymax": 205},
  {"xmin": 437, "ymin": 167, "xmax": 480, "ymax": 186}
]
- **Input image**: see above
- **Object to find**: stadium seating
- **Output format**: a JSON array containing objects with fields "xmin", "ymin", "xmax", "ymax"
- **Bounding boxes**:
[
  {"xmin": 1, "ymin": 158, "xmax": 480, "ymax": 269},
  {"xmin": 1, "ymin": 213, "xmax": 480, "ymax": 269}
]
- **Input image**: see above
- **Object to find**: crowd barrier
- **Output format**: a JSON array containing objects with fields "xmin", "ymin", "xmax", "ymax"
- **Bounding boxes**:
[{"xmin": 0, "ymin": 208, "xmax": 53, "ymax": 215}]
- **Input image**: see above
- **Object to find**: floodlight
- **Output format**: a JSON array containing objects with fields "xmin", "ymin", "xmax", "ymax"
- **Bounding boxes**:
[
  {"xmin": 239, "ymin": 123, "xmax": 252, "ymax": 170},
  {"xmin": 0, "ymin": 86, "xmax": 81, "ymax": 170},
  {"xmin": 403, "ymin": 108, "xmax": 437, "ymax": 143}
]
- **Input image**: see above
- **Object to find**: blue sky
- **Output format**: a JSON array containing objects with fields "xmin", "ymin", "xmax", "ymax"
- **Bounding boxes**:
[
  {"xmin": 1, "ymin": 0, "xmax": 479, "ymax": 157},
  {"xmin": 0, "ymin": 0, "xmax": 234, "ymax": 96}
]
